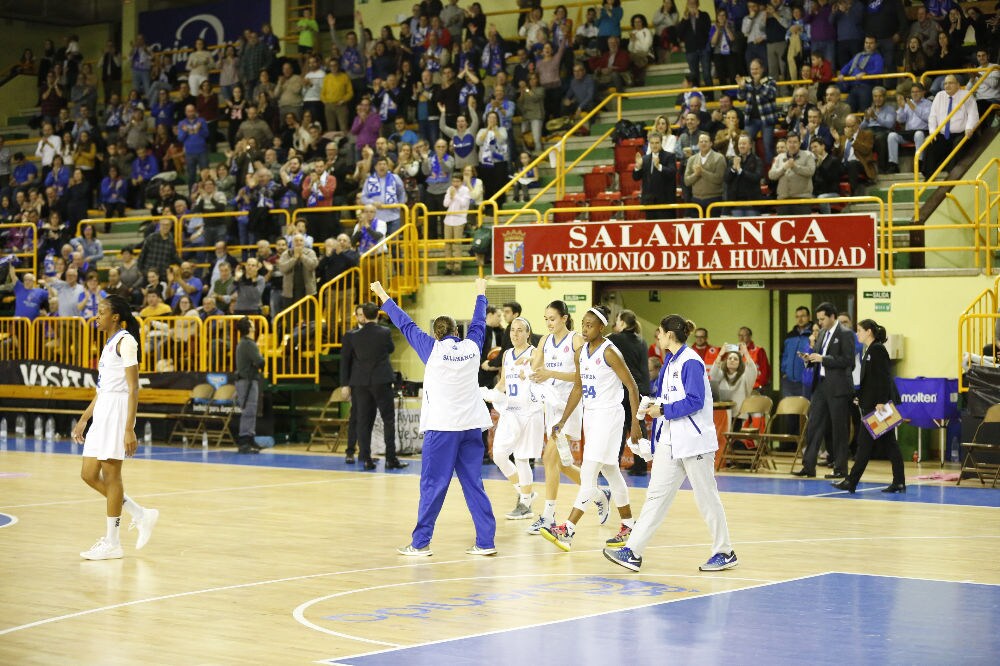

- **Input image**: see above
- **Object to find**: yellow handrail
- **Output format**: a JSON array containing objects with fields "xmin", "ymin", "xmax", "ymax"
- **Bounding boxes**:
[{"xmin": 316, "ymin": 266, "xmax": 362, "ymax": 352}]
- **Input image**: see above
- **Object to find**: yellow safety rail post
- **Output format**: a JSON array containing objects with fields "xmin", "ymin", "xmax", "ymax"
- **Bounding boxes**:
[
  {"xmin": 0, "ymin": 223, "xmax": 38, "ymax": 275},
  {"xmin": 317, "ymin": 266, "xmax": 362, "ymax": 353},
  {"xmin": 410, "ymin": 202, "xmax": 431, "ymax": 284},
  {"xmin": 271, "ymin": 295, "xmax": 320, "ymax": 383},
  {"xmin": 956, "ymin": 282, "xmax": 998, "ymax": 391},
  {"xmin": 0, "ymin": 317, "xmax": 33, "ymax": 362},
  {"xmin": 975, "ymin": 158, "xmax": 1000, "ymax": 273},
  {"xmin": 177, "ymin": 209, "xmax": 290, "ymax": 259},
  {"xmin": 201, "ymin": 314, "xmax": 270, "ymax": 374},
  {"xmin": 79, "ymin": 214, "xmax": 179, "ymax": 249},
  {"xmin": 139, "ymin": 316, "xmax": 203, "ymax": 373},
  {"xmin": 541, "ymin": 202, "xmax": 704, "ymax": 223},
  {"xmin": 357, "ymin": 222, "xmax": 420, "ymax": 302},
  {"xmin": 32, "ymin": 317, "xmax": 88, "ymax": 368},
  {"xmin": 886, "ymin": 180, "xmax": 989, "ymax": 283}
]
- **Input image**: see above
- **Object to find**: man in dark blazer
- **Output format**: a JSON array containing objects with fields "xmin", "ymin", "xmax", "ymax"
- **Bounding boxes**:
[
  {"xmin": 632, "ymin": 131, "xmax": 677, "ymax": 220},
  {"xmin": 479, "ymin": 305, "xmax": 503, "ymax": 388},
  {"xmin": 340, "ymin": 301, "xmax": 408, "ymax": 470},
  {"xmin": 794, "ymin": 302, "xmax": 857, "ymax": 478}
]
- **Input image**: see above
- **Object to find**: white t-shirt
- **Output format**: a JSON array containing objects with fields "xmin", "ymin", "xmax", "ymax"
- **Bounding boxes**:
[{"xmin": 98, "ymin": 330, "xmax": 138, "ymax": 394}]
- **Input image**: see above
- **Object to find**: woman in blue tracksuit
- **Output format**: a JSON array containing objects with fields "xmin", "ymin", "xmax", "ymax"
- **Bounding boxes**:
[
  {"xmin": 604, "ymin": 314, "xmax": 738, "ymax": 573},
  {"xmin": 370, "ymin": 278, "xmax": 497, "ymax": 557}
]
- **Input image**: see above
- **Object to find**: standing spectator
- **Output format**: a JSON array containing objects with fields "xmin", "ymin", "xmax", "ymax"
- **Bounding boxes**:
[
  {"xmin": 350, "ymin": 97, "xmax": 382, "ymax": 158},
  {"xmin": 296, "ymin": 8, "xmax": 320, "ymax": 57},
  {"xmin": 767, "ymin": 133, "xmax": 816, "ymax": 213},
  {"xmin": 806, "ymin": 0, "xmax": 836, "ymax": 66},
  {"xmin": 234, "ymin": 317, "xmax": 265, "ymax": 454},
  {"xmin": 709, "ymin": 343, "xmax": 759, "ymax": 428},
  {"xmin": 36, "ymin": 123, "xmax": 63, "ymax": 179},
  {"xmin": 185, "ymin": 38, "xmax": 214, "ymax": 96},
  {"xmin": 98, "ymin": 41, "xmax": 122, "ymax": 104},
  {"xmin": 128, "ymin": 35, "xmax": 152, "ymax": 98},
  {"xmin": 232, "ymin": 259, "xmax": 266, "ymax": 315},
  {"xmin": 76, "ymin": 271, "xmax": 106, "ymax": 319},
  {"xmin": 360, "ymin": 156, "xmax": 407, "ymax": 237},
  {"xmin": 321, "ymin": 58, "xmax": 353, "ymax": 133},
  {"xmin": 781, "ymin": 306, "xmax": 814, "ymax": 398},
  {"xmin": 273, "ymin": 62, "xmax": 304, "ymax": 120},
  {"xmin": 340, "ymin": 300, "xmax": 409, "ymax": 471},
  {"xmin": 724, "ymin": 134, "xmax": 763, "ymax": 216},
  {"xmin": 5, "ymin": 271, "xmax": 50, "ymax": 320},
  {"xmin": 218, "ymin": 45, "xmax": 240, "ymax": 103},
  {"xmin": 709, "ymin": 9, "xmax": 738, "ymax": 90},
  {"xmin": 832, "ymin": 0, "xmax": 864, "ymax": 69},
  {"xmin": 475, "ymin": 111, "xmax": 509, "ymax": 207},
  {"xmin": 129, "ymin": 144, "xmax": 158, "ymax": 209},
  {"xmin": 597, "ymin": 0, "xmax": 624, "ymax": 49},
  {"xmin": 862, "ymin": 0, "xmax": 906, "ymax": 75},
  {"xmin": 371, "ymin": 278, "xmax": 495, "ymax": 556},
  {"xmin": 794, "ymin": 302, "xmax": 856, "ymax": 479},
  {"xmin": 608, "ymin": 310, "xmax": 651, "ymax": 477},
  {"xmin": 654, "ymin": 0, "xmax": 680, "ymax": 62},
  {"xmin": 422, "ymin": 138, "xmax": 455, "ymax": 239},
  {"xmin": 442, "ymin": 172, "xmax": 471, "ymax": 274},
  {"xmin": 301, "ymin": 55, "xmax": 326, "ymax": 130},
  {"xmin": 330, "ymin": 12, "xmax": 368, "ymax": 101},
  {"xmin": 239, "ymin": 32, "xmax": 274, "ymax": 91},
  {"xmin": 810, "ymin": 137, "xmax": 842, "ymax": 213},
  {"xmin": 684, "ymin": 133, "xmax": 726, "ymax": 210},
  {"xmin": 736, "ymin": 59, "xmax": 778, "ymax": 163},
  {"xmin": 925, "ymin": 75, "xmax": 979, "ymax": 177},
  {"xmin": 738, "ymin": 326, "xmax": 771, "ymax": 391},
  {"xmin": 838, "ymin": 36, "xmax": 884, "ymax": 112},
  {"xmin": 176, "ymin": 104, "xmax": 210, "ymax": 187},
  {"xmin": 628, "ymin": 15, "xmax": 654, "ymax": 87},
  {"xmin": 276, "ymin": 232, "xmax": 317, "ymax": 308},
  {"xmin": 967, "ymin": 49, "xmax": 1000, "ymax": 118},
  {"xmin": 762, "ymin": 0, "xmax": 791, "ymax": 82},
  {"xmin": 47, "ymin": 266, "xmax": 85, "ymax": 317},
  {"xmin": 742, "ymin": 1, "xmax": 768, "ymax": 72},
  {"xmin": 632, "ymin": 131, "xmax": 677, "ymax": 219},
  {"xmin": 439, "ymin": 98, "xmax": 479, "ymax": 170},
  {"xmin": 137, "ymin": 218, "xmax": 181, "ymax": 279}
]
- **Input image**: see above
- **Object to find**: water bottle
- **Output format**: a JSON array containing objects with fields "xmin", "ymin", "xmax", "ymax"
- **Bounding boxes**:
[
  {"xmin": 70, "ymin": 418, "xmax": 77, "ymax": 439},
  {"xmin": 45, "ymin": 417, "xmax": 55, "ymax": 441},
  {"xmin": 0, "ymin": 418, "xmax": 7, "ymax": 440},
  {"xmin": 15, "ymin": 415, "xmax": 25, "ymax": 436},
  {"xmin": 33, "ymin": 416, "xmax": 43, "ymax": 439},
  {"xmin": 144, "ymin": 422, "xmax": 153, "ymax": 446},
  {"xmin": 202, "ymin": 431, "xmax": 209, "ymax": 448}
]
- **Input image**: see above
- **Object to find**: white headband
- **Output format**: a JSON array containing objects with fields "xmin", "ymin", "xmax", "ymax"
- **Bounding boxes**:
[
  {"xmin": 513, "ymin": 316, "xmax": 531, "ymax": 333},
  {"xmin": 588, "ymin": 308, "xmax": 608, "ymax": 326}
]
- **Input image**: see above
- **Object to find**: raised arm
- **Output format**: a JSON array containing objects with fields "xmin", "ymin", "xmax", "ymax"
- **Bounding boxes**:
[
  {"xmin": 465, "ymin": 277, "xmax": 488, "ymax": 349},
  {"xmin": 370, "ymin": 280, "xmax": 435, "ymax": 362}
]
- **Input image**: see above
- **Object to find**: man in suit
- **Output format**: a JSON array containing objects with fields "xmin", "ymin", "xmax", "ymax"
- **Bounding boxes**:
[
  {"xmin": 794, "ymin": 302, "xmax": 857, "ymax": 478},
  {"xmin": 632, "ymin": 131, "xmax": 677, "ymax": 220},
  {"xmin": 478, "ymin": 305, "xmax": 503, "ymax": 388},
  {"xmin": 341, "ymin": 305, "xmax": 364, "ymax": 464},
  {"xmin": 723, "ymin": 133, "xmax": 763, "ymax": 217},
  {"xmin": 340, "ymin": 301, "xmax": 409, "ymax": 470},
  {"xmin": 831, "ymin": 114, "xmax": 876, "ymax": 192}
]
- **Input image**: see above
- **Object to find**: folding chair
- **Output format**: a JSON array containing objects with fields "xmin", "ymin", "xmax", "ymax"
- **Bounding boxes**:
[
  {"xmin": 307, "ymin": 389, "xmax": 351, "ymax": 452},
  {"xmin": 719, "ymin": 395, "xmax": 773, "ymax": 471},
  {"xmin": 198, "ymin": 384, "xmax": 238, "ymax": 447},
  {"xmin": 958, "ymin": 403, "xmax": 1000, "ymax": 487},
  {"xmin": 748, "ymin": 397, "xmax": 811, "ymax": 473},
  {"xmin": 167, "ymin": 383, "xmax": 216, "ymax": 445}
]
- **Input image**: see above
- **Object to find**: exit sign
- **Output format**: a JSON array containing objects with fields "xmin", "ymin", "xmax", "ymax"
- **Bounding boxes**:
[
  {"xmin": 563, "ymin": 294, "xmax": 587, "ymax": 301},
  {"xmin": 864, "ymin": 291, "xmax": 891, "ymax": 299},
  {"xmin": 567, "ymin": 305, "xmax": 577, "ymax": 313},
  {"xmin": 874, "ymin": 303, "xmax": 891, "ymax": 312},
  {"xmin": 737, "ymin": 280, "xmax": 765, "ymax": 289}
]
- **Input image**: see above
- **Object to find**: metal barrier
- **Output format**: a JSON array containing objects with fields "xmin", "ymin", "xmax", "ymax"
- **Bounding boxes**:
[
  {"xmin": 885, "ymin": 180, "xmax": 990, "ymax": 283},
  {"xmin": 357, "ymin": 222, "xmax": 421, "ymax": 302},
  {"xmin": 0, "ymin": 222, "xmax": 37, "ymax": 275},
  {"xmin": 271, "ymin": 295, "xmax": 319, "ymax": 383},
  {"xmin": 177, "ymin": 209, "xmax": 291, "ymax": 256},
  {"xmin": 0, "ymin": 316, "xmax": 32, "ymax": 362},
  {"xmin": 79, "ymin": 214, "xmax": 179, "ymax": 244},
  {"xmin": 32, "ymin": 317, "xmax": 88, "ymax": 367},
  {"xmin": 957, "ymin": 275, "xmax": 999, "ymax": 391},
  {"xmin": 140, "ymin": 316, "xmax": 202, "ymax": 373},
  {"xmin": 202, "ymin": 314, "xmax": 271, "ymax": 375},
  {"xmin": 541, "ymin": 201, "xmax": 705, "ymax": 223},
  {"xmin": 317, "ymin": 267, "xmax": 362, "ymax": 353}
]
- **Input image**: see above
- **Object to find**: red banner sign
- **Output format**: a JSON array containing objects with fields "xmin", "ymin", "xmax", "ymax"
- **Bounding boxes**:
[{"xmin": 492, "ymin": 214, "xmax": 878, "ymax": 276}]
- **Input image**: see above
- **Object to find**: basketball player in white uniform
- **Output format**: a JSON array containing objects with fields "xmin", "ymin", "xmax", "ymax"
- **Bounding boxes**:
[
  {"xmin": 527, "ymin": 300, "xmax": 611, "ymax": 535},
  {"xmin": 485, "ymin": 317, "xmax": 545, "ymax": 519},
  {"xmin": 540, "ymin": 306, "xmax": 643, "ymax": 552},
  {"xmin": 71, "ymin": 295, "xmax": 158, "ymax": 560}
]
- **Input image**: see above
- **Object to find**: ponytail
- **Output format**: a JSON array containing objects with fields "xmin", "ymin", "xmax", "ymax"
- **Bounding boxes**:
[
  {"xmin": 660, "ymin": 314, "xmax": 696, "ymax": 344},
  {"xmin": 858, "ymin": 318, "xmax": 888, "ymax": 344},
  {"xmin": 546, "ymin": 299, "xmax": 574, "ymax": 330},
  {"xmin": 105, "ymin": 294, "xmax": 142, "ymax": 358}
]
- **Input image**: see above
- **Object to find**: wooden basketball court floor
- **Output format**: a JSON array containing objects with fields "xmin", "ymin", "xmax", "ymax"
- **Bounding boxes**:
[{"xmin": 1, "ymin": 439, "xmax": 998, "ymax": 665}]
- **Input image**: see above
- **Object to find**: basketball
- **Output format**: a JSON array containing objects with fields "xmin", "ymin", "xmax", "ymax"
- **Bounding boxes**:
[{"xmin": 487, "ymin": 347, "xmax": 502, "ymax": 361}]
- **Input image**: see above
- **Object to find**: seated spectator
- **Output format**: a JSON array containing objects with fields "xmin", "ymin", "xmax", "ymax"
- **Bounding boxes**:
[
  {"xmin": 628, "ymin": 14, "xmax": 654, "ymax": 87},
  {"xmin": 210, "ymin": 261, "xmax": 237, "ymax": 312},
  {"xmin": 798, "ymin": 107, "xmax": 834, "ymax": 153},
  {"xmin": 811, "ymin": 137, "xmax": 843, "ymax": 213},
  {"xmin": 144, "ymin": 269, "xmax": 166, "ymax": 301},
  {"xmin": 736, "ymin": 59, "xmax": 778, "ymax": 163},
  {"xmin": 838, "ymin": 36, "xmax": 884, "ymax": 111},
  {"xmin": 76, "ymin": 270, "xmax": 106, "ymax": 319},
  {"xmin": 166, "ymin": 261, "xmax": 203, "ymax": 309},
  {"xmin": 714, "ymin": 110, "xmax": 744, "ymax": 158},
  {"xmin": 888, "ymin": 84, "xmax": 932, "ymax": 175},
  {"xmin": 908, "ymin": 6, "xmax": 942, "ymax": 56},
  {"xmin": 70, "ymin": 223, "xmax": 104, "ymax": 266},
  {"xmin": 140, "ymin": 285, "xmax": 172, "ymax": 318},
  {"xmin": 818, "ymin": 84, "xmax": 853, "ymax": 135},
  {"xmin": 902, "ymin": 37, "xmax": 931, "ymax": 81},
  {"xmin": 783, "ymin": 87, "xmax": 816, "ymax": 134},
  {"xmin": 768, "ymin": 134, "xmax": 816, "ymax": 214},
  {"xmin": 724, "ymin": 134, "xmax": 763, "ymax": 216},
  {"xmin": 588, "ymin": 35, "xmax": 631, "ymax": 93},
  {"xmin": 684, "ymin": 132, "xmax": 726, "ymax": 210},
  {"xmin": 968, "ymin": 49, "xmax": 1000, "ymax": 118},
  {"xmin": 104, "ymin": 266, "xmax": 132, "ymax": 302},
  {"xmin": 99, "ymin": 165, "xmax": 128, "ymax": 226},
  {"xmin": 832, "ymin": 114, "xmax": 877, "ymax": 190},
  {"xmin": 46, "ymin": 266, "xmax": 85, "ymax": 317},
  {"xmin": 117, "ymin": 246, "xmax": 143, "ymax": 294},
  {"xmin": 10, "ymin": 153, "xmax": 39, "ymax": 194},
  {"xmin": 709, "ymin": 342, "xmax": 759, "ymax": 428},
  {"xmin": 562, "ymin": 63, "xmax": 597, "ymax": 119},
  {"xmin": 860, "ymin": 85, "xmax": 896, "ymax": 173}
]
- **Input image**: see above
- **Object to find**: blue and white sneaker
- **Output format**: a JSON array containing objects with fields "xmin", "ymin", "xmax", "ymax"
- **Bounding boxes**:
[
  {"xmin": 397, "ymin": 544, "xmax": 433, "ymax": 557},
  {"xmin": 603, "ymin": 546, "xmax": 642, "ymax": 572},
  {"xmin": 594, "ymin": 488, "xmax": 612, "ymax": 525},
  {"xmin": 699, "ymin": 551, "xmax": 738, "ymax": 571},
  {"xmin": 540, "ymin": 524, "xmax": 573, "ymax": 552},
  {"xmin": 527, "ymin": 515, "xmax": 555, "ymax": 535}
]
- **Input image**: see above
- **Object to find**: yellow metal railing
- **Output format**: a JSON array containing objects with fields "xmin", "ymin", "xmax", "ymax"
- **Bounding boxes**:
[
  {"xmin": 201, "ymin": 314, "xmax": 271, "ymax": 375},
  {"xmin": 542, "ymin": 201, "xmax": 704, "ymax": 223},
  {"xmin": 317, "ymin": 267, "xmax": 361, "ymax": 353},
  {"xmin": 178, "ymin": 209, "xmax": 291, "ymax": 257},
  {"xmin": 0, "ymin": 316, "xmax": 32, "ymax": 362},
  {"xmin": 271, "ymin": 295, "xmax": 319, "ymax": 383},
  {"xmin": 140, "ymin": 315, "xmax": 202, "ymax": 373},
  {"xmin": 32, "ymin": 317, "xmax": 89, "ymax": 368},
  {"xmin": 958, "ymin": 312, "xmax": 999, "ymax": 391}
]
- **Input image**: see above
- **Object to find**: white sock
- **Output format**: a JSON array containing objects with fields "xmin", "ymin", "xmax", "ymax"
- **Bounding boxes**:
[
  {"xmin": 622, "ymin": 518, "xmax": 635, "ymax": 528},
  {"xmin": 519, "ymin": 492, "xmax": 532, "ymax": 505},
  {"xmin": 565, "ymin": 520, "xmax": 576, "ymax": 536},
  {"xmin": 122, "ymin": 494, "xmax": 144, "ymax": 519},
  {"xmin": 542, "ymin": 501, "xmax": 556, "ymax": 521},
  {"xmin": 106, "ymin": 516, "xmax": 121, "ymax": 545}
]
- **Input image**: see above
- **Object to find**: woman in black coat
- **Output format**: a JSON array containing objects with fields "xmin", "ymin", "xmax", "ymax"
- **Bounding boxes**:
[
  {"xmin": 609, "ymin": 309, "xmax": 652, "ymax": 476},
  {"xmin": 832, "ymin": 319, "xmax": 905, "ymax": 493}
]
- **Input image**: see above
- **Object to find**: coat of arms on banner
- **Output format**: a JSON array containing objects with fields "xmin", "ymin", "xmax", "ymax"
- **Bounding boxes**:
[{"xmin": 503, "ymin": 230, "xmax": 526, "ymax": 273}]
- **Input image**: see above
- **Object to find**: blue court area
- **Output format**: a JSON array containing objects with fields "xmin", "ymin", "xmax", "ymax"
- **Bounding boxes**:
[
  {"xmin": 2, "ymin": 438, "xmax": 998, "ymax": 508},
  {"xmin": 327, "ymin": 573, "xmax": 1000, "ymax": 666}
]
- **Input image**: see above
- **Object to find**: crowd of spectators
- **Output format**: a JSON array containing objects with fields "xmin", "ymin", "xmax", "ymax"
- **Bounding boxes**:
[{"xmin": 2, "ymin": 0, "xmax": 1000, "ymax": 322}]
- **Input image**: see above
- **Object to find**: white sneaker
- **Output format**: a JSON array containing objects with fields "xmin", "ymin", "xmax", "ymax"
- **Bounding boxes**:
[
  {"xmin": 594, "ymin": 488, "xmax": 612, "ymax": 525},
  {"xmin": 80, "ymin": 537, "xmax": 124, "ymax": 561},
  {"xmin": 466, "ymin": 545, "xmax": 497, "ymax": 556},
  {"xmin": 130, "ymin": 508, "xmax": 159, "ymax": 550},
  {"xmin": 527, "ymin": 515, "xmax": 555, "ymax": 535},
  {"xmin": 397, "ymin": 544, "xmax": 433, "ymax": 557}
]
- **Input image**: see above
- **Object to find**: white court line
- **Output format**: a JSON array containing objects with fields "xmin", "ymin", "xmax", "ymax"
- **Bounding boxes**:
[
  {"xmin": 316, "ymin": 571, "xmax": 833, "ymax": 665},
  {"xmin": 292, "ymin": 571, "xmax": 777, "ymax": 647},
  {"xmin": 811, "ymin": 486, "xmax": 895, "ymax": 498}
]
